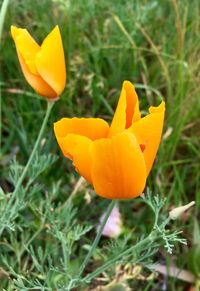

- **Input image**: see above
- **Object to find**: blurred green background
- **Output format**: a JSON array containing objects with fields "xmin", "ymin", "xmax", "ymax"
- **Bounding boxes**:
[{"xmin": 1, "ymin": 0, "xmax": 200, "ymax": 290}]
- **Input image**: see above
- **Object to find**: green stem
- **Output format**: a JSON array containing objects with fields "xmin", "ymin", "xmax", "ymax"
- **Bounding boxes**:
[
  {"xmin": 78, "ymin": 199, "xmax": 117, "ymax": 277},
  {"xmin": 84, "ymin": 230, "xmax": 157, "ymax": 282},
  {"xmin": 59, "ymin": 176, "xmax": 85, "ymax": 211},
  {"xmin": 0, "ymin": 0, "xmax": 10, "ymax": 39},
  {"xmin": 0, "ymin": 100, "xmax": 54, "ymax": 235},
  {"xmin": 19, "ymin": 221, "xmax": 44, "ymax": 258},
  {"xmin": 11, "ymin": 101, "xmax": 54, "ymax": 199},
  {"xmin": 0, "ymin": 0, "xmax": 11, "ymax": 154},
  {"xmin": 84, "ymin": 215, "xmax": 172, "ymax": 283}
]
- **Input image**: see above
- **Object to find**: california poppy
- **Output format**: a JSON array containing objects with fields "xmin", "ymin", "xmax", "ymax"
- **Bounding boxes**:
[
  {"xmin": 54, "ymin": 81, "xmax": 165, "ymax": 199},
  {"xmin": 11, "ymin": 25, "xmax": 66, "ymax": 99}
]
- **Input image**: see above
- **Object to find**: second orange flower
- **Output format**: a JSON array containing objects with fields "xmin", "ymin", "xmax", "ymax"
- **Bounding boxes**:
[{"xmin": 11, "ymin": 25, "xmax": 66, "ymax": 99}]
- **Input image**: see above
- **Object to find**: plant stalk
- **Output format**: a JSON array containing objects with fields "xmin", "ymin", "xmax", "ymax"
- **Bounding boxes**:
[
  {"xmin": 84, "ymin": 215, "xmax": 172, "ymax": 283},
  {"xmin": 84, "ymin": 230, "xmax": 158, "ymax": 282},
  {"xmin": 0, "ymin": 0, "xmax": 11, "ymax": 154},
  {"xmin": 78, "ymin": 199, "xmax": 117, "ymax": 277},
  {"xmin": 0, "ymin": 0, "xmax": 10, "ymax": 39},
  {"xmin": 0, "ymin": 100, "xmax": 54, "ymax": 235}
]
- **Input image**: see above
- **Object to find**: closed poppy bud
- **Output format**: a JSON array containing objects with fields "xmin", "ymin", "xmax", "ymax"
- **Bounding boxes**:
[
  {"xmin": 169, "ymin": 201, "xmax": 195, "ymax": 220},
  {"xmin": 11, "ymin": 25, "xmax": 66, "ymax": 100},
  {"xmin": 54, "ymin": 81, "xmax": 165, "ymax": 199}
]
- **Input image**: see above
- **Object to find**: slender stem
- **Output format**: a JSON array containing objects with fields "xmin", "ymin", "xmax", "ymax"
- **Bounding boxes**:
[
  {"xmin": 0, "ymin": 0, "xmax": 11, "ymax": 154},
  {"xmin": 84, "ymin": 230, "xmax": 157, "ymax": 282},
  {"xmin": 59, "ymin": 176, "xmax": 85, "ymax": 211},
  {"xmin": 82, "ymin": 205, "xmax": 171, "ymax": 284},
  {"xmin": 0, "ymin": 100, "xmax": 54, "ymax": 235},
  {"xmin": 19, "ymin": 221, "xmax": 44, "ymax": 258},
  {"xmin": 0, "ymin": 0, "xmax": 10, "ymax": 39},
  {"xmin": 78, "ymin": 199, "xmax": 117, "ymax": 277},
  {"xmin": 11, "ymin": 101, "xmax": 54, "ymax": 200},
  {"xmin": 84, "ymin": 216, "xmax": 172, "ymax": 283},
  {"xmin": 0, "ymin": 89, "xmax": 2, "ymax": 156}
]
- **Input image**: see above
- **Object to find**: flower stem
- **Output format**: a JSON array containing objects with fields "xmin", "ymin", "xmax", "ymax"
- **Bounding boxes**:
[
  {"xmin": 59, "ymin": 176, "xmax": 85, "ymax": 211},
  {"xmin": 84, "ymin": 230, "xmax": 157, "ymax": 282},
  {"xmin": 0, "ymin": 100, "xmax": 54, "ymax": 236},
  {"xmin": 0, "ymin": 0, "xmax": 11, "ymax": 155},
  {"xmin": 78, "ymin": 199, "xmax": 117, "ymax": 277},
  {"xmin": 84, "ymin": 215, "xmax": 173, "ymax": 283},
  {"xmin": 0, "ymin": 0, "xmax": 10, "ymax": 39},
  {"xmin": 11, "ymin": 101, "xmax": 54, "ymax": 198}
]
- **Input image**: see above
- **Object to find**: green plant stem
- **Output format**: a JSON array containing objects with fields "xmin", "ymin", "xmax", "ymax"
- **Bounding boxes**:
[
  {"xmin": 78, "ymin": 199, "xmax": 117, "ymax": 278},
  {"xmin": 0, "ymin": 0, "xmax": 10, "ymax": 39},
  {"xmin": 84, "ymin": 230, "xmax": 158, "ymax": 282},
  {"xmin": 19, "ymin": 221, "xmax": 44, "ymax": 258},
  {"xmin": 0, "ymin": 0, "xmax": 10, "ymax": 154},
  {"xmin": 59, "ymin": 176, "xmax": 85, "ymax": 211},
  {"xmin": 10, "ymin": 101, "xmax": 54, "ymax": 201},
  {"xmin": 83, "ymin": 215, "xmax": 171, "ymax": 283},
  {"xmin": 0, "ymin": 100, "xmax": 54, "ymax": 236}
]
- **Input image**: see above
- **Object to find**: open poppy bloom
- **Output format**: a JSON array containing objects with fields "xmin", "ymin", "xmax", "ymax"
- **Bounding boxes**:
[
  {"xmin": 54, "ymin": 81, "xmax": 165, "ymax": 199},
  {"xmin": 11, "ymin": 25, "xmax": 66, "ymax": 100}
]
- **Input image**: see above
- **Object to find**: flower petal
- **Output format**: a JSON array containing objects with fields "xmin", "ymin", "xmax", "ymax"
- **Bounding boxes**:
[
  {"xmin": 108, "ymin": 81, "xmax": 141, "ymax": 137},
  {"xmin": 35, "ymin": 26, "xmax": 66, "ymax": 96},
  {"xmin": 129, "ymin": 101, "xmax": 165, "ymax": 176},
  {"xmin": 54, "ymin": 118, "xmax": 110, "ymax": 183},
  {"xmin": 91, "ymin": 131, "xmax": 146, "ymax": 199},
  {"xmin": 11, "ymin": 26, "xmax": 57, "ymax": 98},
  {"xmin": 11, "ymin": 26, "xmax": 40, "ymax": 75},
  {"xmin": 54, "ymin": 117, "xmax": 109, "ymax": 140},
  {"xmin": 15, "ymin": 51, "xmax": 57, "ymax": 98},
  {"xmin": 56, "ymin": 134, "xmax": 92, "ymax": 183}
]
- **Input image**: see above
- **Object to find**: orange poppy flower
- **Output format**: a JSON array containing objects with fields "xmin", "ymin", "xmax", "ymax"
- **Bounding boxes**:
[
  {"xmin": 11, "ymin": 25, "xmax": 66, "ymax": 100},
  {"xmin": 54, "ymin": 81, "xmax": 165, "ymax": 199}
]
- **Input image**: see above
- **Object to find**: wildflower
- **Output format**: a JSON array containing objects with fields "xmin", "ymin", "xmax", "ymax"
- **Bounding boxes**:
[
  {"xmin": 97, "ymin": 206, "xmax": 122, "ymax": 238},
  {"xmin": 54, "ymin": 81, "xmax": 165, "ymax": 199},
  {"xmin": 11, "ymin": 25, "xmax": 66, "ymax": 100}
]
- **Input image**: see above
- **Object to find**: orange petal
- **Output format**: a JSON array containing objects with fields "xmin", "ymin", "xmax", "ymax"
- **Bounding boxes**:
[
  {"xmin": 129, "ymin": 101, "xmax": 165, "ymax": 176},
  {"xmin": 11, "ymin": 26, "xmax": 40, "ymax": 75},
  {"xmin": 56, "ymin": 134, "xmax": 92, "ymax": 183},
  {"xmin": 54, "ymin": 117, "xmax": 109, "ymax": 140},
  {"xmin": 35, "ymin": 26, "xmax": 66, "ymax": 96},
  {"xmin": 11, "ymin": 26, "xmax": 57, "ymax": 98},
  {"xmin": 15, "ymin": 50, "xmax": 57, "ymax": 98},
  {"xmin": 108, "ymin": 81, "xmax": 141, "ymax": 137},
  {"xmin": 91, "ymin": 131, "xmax": 146, "ymax": 199}
]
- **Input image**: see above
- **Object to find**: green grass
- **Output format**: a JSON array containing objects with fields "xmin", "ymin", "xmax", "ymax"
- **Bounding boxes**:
[{"xmin": 1, "ymin": 0, "xmax": 200, "ymax": 290}]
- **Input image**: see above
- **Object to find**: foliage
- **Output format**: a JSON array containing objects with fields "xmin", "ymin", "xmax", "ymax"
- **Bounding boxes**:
[{"xmin": 0, "ymin": 0, "xmax": 199, "ymax": 290}]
